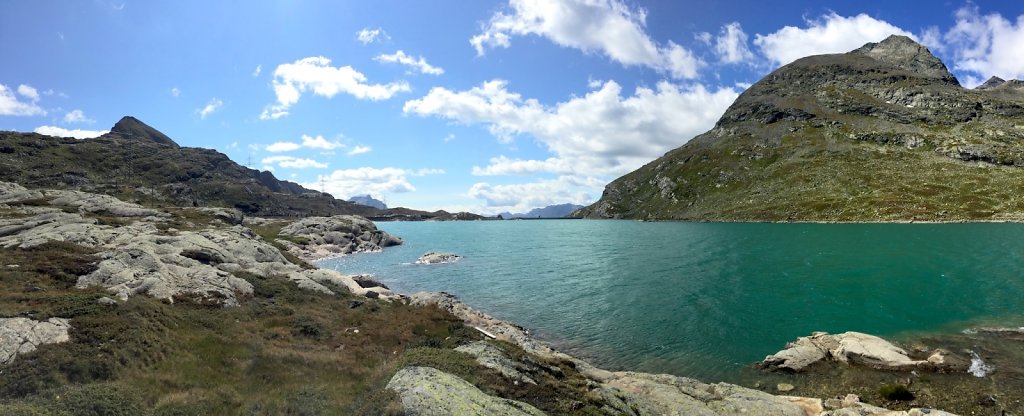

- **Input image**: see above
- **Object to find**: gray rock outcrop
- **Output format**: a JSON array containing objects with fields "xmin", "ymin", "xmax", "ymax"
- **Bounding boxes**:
[
  {"xmin": 455, "ymin": 341, "xmax": 537, "ymax": 385},
  {"xmin": 386, "ymin": 366, "xmax": 545, "ymax": 416},
  {"xmin": 277, "ymin": 215, "xmax": 402, "ymax": 261},
  {"xmin": 761, "ymin": 331, "xmax": 969, "ymax": 372},
  {"xmin": 0, "ymin": 317, "xmax": 71, "ymax": 364},
  {"xmin": 415, "ymin": 252, "xmax": 461, "ymax": 264},
  {"xmin": 0, "ymin": 182, "xmax": 395, "ymax": 306}
]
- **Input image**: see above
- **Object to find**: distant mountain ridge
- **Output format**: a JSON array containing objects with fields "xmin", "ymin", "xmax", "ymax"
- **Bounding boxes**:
[
  {"xmin": 0, "ymin": 116, "xmax": 482, "ymax": 220},
  {"xmin": 500, "ymin": 203, "xmax": 584, "ymax": 219},
  {"xmin": 348, "ymin": 195, "xmax": 387, "ymax": 210},
  {"xmin": 576, "ymin": 35, "xmax": 1024, "ymax": 222}
]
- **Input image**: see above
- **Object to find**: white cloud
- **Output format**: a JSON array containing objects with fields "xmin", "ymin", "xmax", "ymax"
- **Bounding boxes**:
[
  {"xmin": 34, "ymin": 125, "xmax": 108, "ymax": 139},
  {"xmin": 170, "ymin": 87, "xmax": 181, "ymax": 97},
  {"xmin": 306, "ymin": 167, "xmax": 421, "ymax": 199},
  {"xmin": 944, "ymin": 5, "xmax": 1024, "ymax": 86},
  {"xmin": 471, "ymin": 0, "xmax": 703, "ymax": 79},
  {"xmin": 347, "ymin": 145, "xmax": 372, "ymax": 156},
  {"xmin": 198, "ymin": 98, "xmax": 223, "ymax": 119},
  {"xmin": 443, "ymin": 133, "xmax": 456, "ymax": 142},
  {"xmin": 17, "ymin": 84, "xmax": 40, "ymax": 102},
  {"xmin": 252, "ymin": 64, "xmax": 262, "ymax": 77},
  {"xmin": 714, "ymin": 22, "xmax": 755, "ymax": 64},
  {"xmin": 404, "ymin": 78, "xmax": 738, "ymax": 177},
  {"xmin": 265, "ymin": 141, "xmax": 301, "ymax": 152},
  {"xmin": 301, "ymin": 134, "xmax": 343, "ymax": 150},
  {"xmin": 468, "ymin": 176, "xmax": 598, "ymax": 214},
  {"xmin": 356, "ymin": 27, "xmax": 390, "ymax": 44},
  {"xmin": 260, "ymin": 56, "xmax": 410, "ymax": 120},
  {"xmin": 754, "ymin": 13, "xmax": 914, "ymax": 66},
  {"xmin": 63, "ymin": 109, "xmax": 94, "ymax": 124},
  {"xmin": 261, "ymin": 155, "xmax": 328, "ymax": 169},
  {"xmin": 0, "ymin": 84, "xmax": 46, "ymax": 116},
  {"xmin": 375, "ymin": 50, "xmax": 445, "ymax": 75}
]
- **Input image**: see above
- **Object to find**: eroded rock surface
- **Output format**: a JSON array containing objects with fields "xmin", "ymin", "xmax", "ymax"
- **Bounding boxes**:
[
  {"xmin": 386, "ymin": 366, "xmax": 545, "ymax": 416},
  {"xmin": 762, "ymin": 332, "xmax": 969, "ymax": 373},
  {"xmin": 0, "ymin": 182, "xmax": 395, "ymax": 306},
  {"xmin": 276, "ymin": 215, "xmax": 402, "ymax": 261},
  {"xmin": 0, "ymin": 317, "xmax": 71, "ymax": 364}
]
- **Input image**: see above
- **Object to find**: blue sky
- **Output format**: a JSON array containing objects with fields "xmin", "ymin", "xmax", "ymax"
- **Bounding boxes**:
[{"xmin": 2, "ymin": 1, "xmax": 1022, "ymax": 214}]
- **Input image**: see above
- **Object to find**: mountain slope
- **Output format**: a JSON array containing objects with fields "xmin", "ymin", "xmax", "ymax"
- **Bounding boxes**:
[
  {"xmin": 500, "ymin": 203, "xmax": 584, "ymax": 219},
  {"xmin": 576, "ymin": 36, "xmax": 1024, "ymax": 221},
  {"xmin": 0, "ymin": 117, "xmax": 381, "ymax": 217}
]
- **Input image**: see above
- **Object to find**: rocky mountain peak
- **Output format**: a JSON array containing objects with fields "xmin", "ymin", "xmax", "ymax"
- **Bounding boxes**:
[
  {"xmin": 853, "ymin": 35, "xmax": 959, "ymax": 85},
  {"xmin": 976, "ymin": 76, "xmax": 1006, "ymax": 90},
  {"xmin": 106, "ymin": 116, "xmax": 179, "ymax": 148}
]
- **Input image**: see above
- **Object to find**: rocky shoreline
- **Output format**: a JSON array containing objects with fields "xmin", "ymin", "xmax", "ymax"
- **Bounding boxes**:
[{"xmin": 0, "ymin": 181, "xmax": 1010, "ymax": 414}]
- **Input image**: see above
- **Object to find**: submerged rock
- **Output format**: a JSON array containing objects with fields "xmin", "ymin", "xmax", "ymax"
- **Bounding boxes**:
[
  {"xmin": 0, "ymin": 317, "xmax": 71, "ymax": 365},
  {"xmin": 386, "ymin": 366, "xmax": 545, "ymax": 416},
  {"xmin": 415, "ymin": 252, "xmax": 461, "ymax": 264},
  {"xmin": 761, "ymin": 331, "xmax": 970, "ymax": 373}
]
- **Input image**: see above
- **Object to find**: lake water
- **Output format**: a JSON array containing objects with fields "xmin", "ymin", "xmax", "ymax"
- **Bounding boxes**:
[{"xmin": 318, "ymin": 220, "xmax": 1024, "ymax": 382}]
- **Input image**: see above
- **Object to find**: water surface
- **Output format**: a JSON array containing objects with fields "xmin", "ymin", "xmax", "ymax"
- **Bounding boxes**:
[{"xmin": 319, "ymin": 220, "xmax": 1024, "ymax": 382}]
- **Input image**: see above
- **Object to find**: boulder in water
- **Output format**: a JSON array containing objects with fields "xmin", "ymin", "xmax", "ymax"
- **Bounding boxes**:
[{"xmin": 415, "ymin": 252, "xmax": 461, "ymax": 264}]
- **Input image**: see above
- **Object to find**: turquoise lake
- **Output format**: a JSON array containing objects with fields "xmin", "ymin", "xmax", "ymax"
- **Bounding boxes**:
[{"xmin": 318, "ymin": 220, "xmax": 1024, "ymax": 382}]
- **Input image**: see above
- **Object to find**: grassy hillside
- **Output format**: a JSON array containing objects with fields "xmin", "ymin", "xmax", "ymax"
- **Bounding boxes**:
[{"xmin": 576, "ymin": 36, "xmax": 1024, "ymax": 221}]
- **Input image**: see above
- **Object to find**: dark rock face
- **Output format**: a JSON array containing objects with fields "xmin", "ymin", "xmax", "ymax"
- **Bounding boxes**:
[
  {"xmin": 106, "ymin": 116, "xmax": 180, "ymax": 148},
  {"xmin": 576, "ymin": 36, "xmax": 1024, "ymax": 222}
]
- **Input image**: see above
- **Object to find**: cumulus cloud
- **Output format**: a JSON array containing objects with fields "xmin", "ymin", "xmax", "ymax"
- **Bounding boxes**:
[
  {"xmin": 17, "ymin": 84, "xmax": 40, "ymax": 102},
  {"xmin": 265, "ymin": 141, "xmax": 301, "ymax": 152},
  {"xmin": 404, "ymin": 78, "xmax": 738, "ymax": 177},
  {"xmin": 260, "ymin": 56, "xmax": 410, "ymax": 120},
  {"xmin": 252, "ymin": 65, "xmax": 262, "ymax": 77},
  {"xmin": 714, "ymin": 22, "xmax": 755, "ymax": 64},
  {"xmin": 375, "ymin": 50, "xmax": 445, "ymax": 75},
  {"xmin": 170, "ymin": 87, "xmax": 181, "ymax": 97},
  {"xmin": 63, "ymin": 109, "xmax": 94, "ymax": 124},
  {"xmin": 198, "ymin": 98, "xmax": 223, "ymax": 119},
  {"xmin": 301, "ymin": 134, "xmax": 344, "ymax": 150},
  {"xmin": 356, "ymin": 27, "xmax": 390, "ymax": 44},
  {"xmin": 754, "ymin": 13, "xmax": 914, "ymax": 66},
  {"xmin": 0, "ymin": 84, "xmax": 45, "ymax": 116},
  {"xmin": 34, "ymin": 125, "xmax": 108, "ymax": 139},
  {"xmin": 468, "ymin": 176, "xmax": 599, "ymax": 213},
  {"xmin": 261, "ymin": 155, "xmax": 328, "ymax": 169},
  {"xmin": 470, "ymin": 0, "xmax": 703, "ymax": 79},
  {"xmin": 944, "ymin": 5, "xmax": 1024, "ymax": 87},
  {"xmin": 347, "ymin": 145, "xmax": 372, "ymax": 156},
  {"xmin": 305, "ymin": 167, "xmax": 442, "ymax": 199}
]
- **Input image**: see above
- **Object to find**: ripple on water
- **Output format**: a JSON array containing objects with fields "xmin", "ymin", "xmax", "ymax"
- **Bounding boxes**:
[{"xmin": 321, "ymin": 220, "xmax": 1024, "ymax": 383}]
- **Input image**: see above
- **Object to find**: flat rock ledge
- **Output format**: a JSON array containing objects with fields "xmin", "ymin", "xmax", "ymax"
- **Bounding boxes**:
[
  {"xmin": 276, "ymin": 215, "xmax": 402, "ymax": 262},
  {"xmin": 409, "ymin": 292, "xmax": 959, "ymax": 416},
  {"xmin": 415, "ymin": 252, "xmax": 461, "ymax": 265},
  {"xmin": 761, "ymin": 331, "xmax": 970, "ymax": 373},
  {"xmin": 0, "ymin": 317, "xmax": 71, "ymax": 365},
  {"xmin": 386, "ymin": 366, "xmax": 545, "ymax": 416}
]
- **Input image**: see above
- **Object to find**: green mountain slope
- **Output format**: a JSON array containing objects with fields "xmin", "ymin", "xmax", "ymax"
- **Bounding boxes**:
[{"xmin": 575, "ymin": 36, "xmax": 1024, "ymax": 221}]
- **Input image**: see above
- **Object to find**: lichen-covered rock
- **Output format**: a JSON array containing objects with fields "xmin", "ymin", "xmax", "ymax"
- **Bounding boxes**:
[
  {"xmin": 415, "ymin": 252, "xmax": 461, "ymax": 264},
  {"xmin": 278, "ymin": 215, "xmax": 402, "ymax": 261},
  {"xmin": 455, "ymin": 341, "xmax": 537, "ymax": 385},
  {"xmin": 762, "ymin": 331, "xmax": 969, "ymax": 373},
  {"xmin": 386, "ymin": 366, "xmax": 545, "ymax": 416},
  {"xmin": 0, "ymin": 184, "xmax": 397, "ymax": 305},
  {"xmin": 0, "ymin": 317, "xmax": 71, "ymax": 364}
]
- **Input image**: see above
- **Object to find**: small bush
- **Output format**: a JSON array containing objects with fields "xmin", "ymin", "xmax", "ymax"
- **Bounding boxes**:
[
  {"xmin": 290, "ymin": 316, "xmax": 330, "ymax": 340},
  {"xmin": 878, "ymin": 383, "xmax": 915, "ymax": 401}
]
